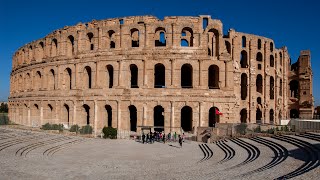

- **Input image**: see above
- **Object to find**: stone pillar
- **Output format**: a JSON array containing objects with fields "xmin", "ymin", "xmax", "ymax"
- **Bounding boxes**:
[
  {"xmin": 94, "ymin": 100, "xmax": 98, "ymax": 137},
  {"xmin": 170, "ymin": 101, "xmax": 174, "ymax": 132},
  {"xmin": 73, "ymin": 103, "xmax": 77, "ymax": 125},
  {"xmin": 40, "ymin": 106, "xmax": 43, "ymax": 126},
  {"xmin": 143, "ymin": 104, "xmax": 147, "ymax": 126},
  {"xmin": 117, "ymin": 100, "xmax": 121, "ymax": 130},
  {"xmin": 28, "ymin": 108, "xmax": 31, "ymax": 126}
]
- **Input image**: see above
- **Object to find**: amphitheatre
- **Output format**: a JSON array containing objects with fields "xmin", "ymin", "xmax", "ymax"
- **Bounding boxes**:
[{"xmin": 2, "ymin": 15, "xmax": 319, "ymax": 179}]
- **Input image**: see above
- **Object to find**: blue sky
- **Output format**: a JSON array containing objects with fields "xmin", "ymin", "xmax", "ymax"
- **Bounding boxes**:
[{"xmin": 0, "ymin": 0, "xmax": 319, "ymax": 105}]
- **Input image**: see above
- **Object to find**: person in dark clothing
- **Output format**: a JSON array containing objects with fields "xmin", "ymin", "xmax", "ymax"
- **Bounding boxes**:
[
  {"xmin": 146, "ymin": 133, "xmax": 150, "ymax": 144},
  {"xmin": 142, "ymin": 133, "xmax": 145, "ymax": 144},
  {"xmin": 179, "ymin": 135, "xmax": 182, "ymax": 147},
  {"xmin": 163, "ymin": 133, "xmax": 166, "ymax": 144}
]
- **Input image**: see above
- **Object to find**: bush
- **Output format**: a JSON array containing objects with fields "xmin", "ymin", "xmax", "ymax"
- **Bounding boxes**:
[
  {"xmin": 102, "ymin": 126, "xmax": 117, "ymax": 139},
  {"xmin": 41, "ymin": 123, "xmax": 63, "ymax": 131},
  {"xmin": 267, "ymin": 128, "xmax": 275, "ymax": 134},
  {"xmin": 0, "ymin": 113, "xmax": 9, "ymax": 125},
  {"xmin": 70, "ymin": 124, "xmax": 80, "ymax": 133},
  {"xmin": 80, "ymin": 125, "xmax": 93, "ymax": 134},
  {"xmin": 235, "ymin": 123, "xmax": 248, "ymax": 135},
  {"xmin": 254, "ymin": 126, "xmax": 261, "ymax": 133}
]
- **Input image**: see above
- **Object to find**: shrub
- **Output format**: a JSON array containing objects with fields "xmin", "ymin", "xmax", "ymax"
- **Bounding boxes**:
[
  {"xmin": 102, "ymin": 126, "xmax": 117, "ymax": 139},
  {"xmin": 41, "ymin": 123, "xmax": 52, "ymax": 130},
  {"xmin": 267, "ymin": 128, "xmax": 275, "ymax": 134},
  {"xmin": 70, "ymin": 124, "xmax": 80, "ymax": 133},
  {"xmin": 235, "ymin": 123, "xmax": 247, "ymax": 135},
  {"xmin": 41, "ymin": 123, "xmax": 64, "ymax": 131},
  {"xmin": 80, "ymin": 125, "xmax": 93, "ymax": 134},
  {"xmin": 254, "ymin": 125, "xmax": 261, "ymax": 133}
]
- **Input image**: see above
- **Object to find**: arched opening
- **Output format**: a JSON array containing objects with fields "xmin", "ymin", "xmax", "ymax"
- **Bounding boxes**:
[
  {"xmin": 131, "ymin": 28, "xmax": 139, "ymax": 47},
  {"xmin": 108, "ymin": 30, "xmax": 116, "ymax": 48},
  {"xmin": 84, "ymin": 66, "xmax": 92, "ymax": 89},
  {"xmin": 48, "ymin": 69, "xmax": 55, "ymax": 90},
  {"xmin": 289, "ymin": 80, "xmax": 299, "ymax": 98},
  {"xmin": 208, "ymin": 29, "xmax": 219, "ymax": 57},
  {"xmin": 181, "ymin": 27, "xmax": 193, "ymax": 47},
  {"xmin": 31, "ymin": 104, "xmax": 40, "ymax": 126},
  {"xmin": 240, "ymin": 109, "xmax": 247, "ymax": 123},
  {"xmin": 270, "ymin": 55, "xmax": 274, "ymax": 67},
  {"xmin": 270, "ymin": 42, "xmax": 274, "ymax": 52},
  {"xmin": 257, "ymin": 97, "xmax": 262, "ymax": 105},
  {"xmin": 209, "ymin": 107, "xmax": 220, "ymax": 127},
  {"xmin": 26, "ymin": 73, "xmax": 31, "ymax": 91},
  {"xmin": 242, "ymin": 36, "xmax": 246, "ymax": 48},
  {"xmin": 279, "ymin": 52, "xmax": 283, "ymax": 66},
  {"xmin": 38, "ymin": 42, "xmax": 44, "ymax": 60},
  {"xmin": 269, "ymin": 109, "xmax": 274, "ymax": 124},
  {"xmin": 154, "ymin": 105, "xmax": 164, "ymax": 132},
  {"xmin": 155, "ymin": 27, "xmax": 166, "ymax": 47},
  {"xmin": 129, "ymin": 105, "xmax": 137, "ymax": 132},
  {"xmin": 83, "ymin": 104, "xmax": 90, "ymax": 125},
  {"xmin": 105, "ymin": 105, "xmax": 112, "ymax": 127},
  {"xmin": 181, "ymin": 106, "xmax": 192, "ymax": 132},
  {"xmin": 225, "ymin": 41, "xmax": 231, "ymax": 54},
  {"xmin": 181, "ymin": 64, "xmax": 193, "ymax": 88},
  {"xmin": 258, "ymin": 39, "xmax": 262, "ymax": 50},
  {"xmin": 290, "ymin": 109, "xmax": 299, "ymax": 119},
  {"xmin": 256, "ymin": 52, "xmax": 263, "ymax": 62},
  {"xmin": 256, "ymin": 108, "xmax": 262, "ymax": 124},
  {"xmin": 106, "ymin": 65, "xmax": 113, "ymax": 88},
  {"xmin": 51, "ymin": 39, "xmax": 58, "ymax": 57},
  {"xmin": 29, "ymin": 46, "xmax": 33, "ymax": 61},
  {"xmin": 279, "ymin": 79, "xmax": 283, "ymax": 96},
  {"xmin": 241, "ymin": 73, "xmax": 248, "ymax": 100},
  {"xmin": 65, "ymin": 68, "xmax": 72, "ymax": 90},
  {"xmin": 279, "ymin": 112, "xmax": 282, "ymax": 121},
  {"xmin": 240, "ymin": 50, "xmax": 248, "ymax": 68},
  {"xmin": 270, "ymin": 76, "xmax": 274, "ymax": 99},
  {"xmin": 256, "ymin": 74, "xmax": 263, "ymax": 93},
  {"xmin": 47, "ymin": 104, "xmax": 53, "ymax": 122},
  {"xmin": 154, "ymin": 63, "xmax": 165, "ymax": 88},
  {"xmin": 87, "ymin": 32, "xmax": 94, "ymax": 50},
  {"xmin": 36, "ymin": 71, "xmax": 42, "ymax": 91},
  {"xmin": 208, "ymin": 65, "xmax": 219, "ymax": 89},
  {"xmin": 130, "ymin": 64, "xmax": 138, "ymax": 88},
  {"xmin": 63, "ymin": 104, "xmax": 70, "ymax": 126},
  {"xmin": 67, "ymin": 35, "xmax": 75, "ymax": 56}
]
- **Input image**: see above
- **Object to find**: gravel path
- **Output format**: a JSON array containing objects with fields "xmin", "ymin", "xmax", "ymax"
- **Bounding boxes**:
[{"xmin": 0, "ymin": 127, "xmax": 319, "ymax": 180}]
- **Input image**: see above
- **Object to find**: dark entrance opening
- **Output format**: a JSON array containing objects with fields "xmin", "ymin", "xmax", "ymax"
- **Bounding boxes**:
[
  {"xmin": 240, "ymin": 109, "xmax": 247, "ymax": 123},
  {"xmin": 209, "ymin": 107, "xmax": 220, "ymax": 127},
  {"xmin": 181, "ymin": 106, "xmax": 192, "ymax": 132},
  {"xmin": 256, "ymin": 108, "xmax": 262, "ymax": 124},
  {"xmin": 129, "ymin": 105, "xmax": 137, "ymax": 131},
  {"xmin": 154, "ymin": 63, "xmax": 165, "ymax": 88},
  {"xmin": 289, "ymin": 80, "xmax": 299, "ymax": 98},
  {"xmin": 85, "ymin": 66, "xmax": 92, "ymax": 89},
  {"xmin": 181, "ymin": 64, "xmax": 193, "ymax": 88},
  {"xmin": 241, "ymin": 73, "xmax": 248, "ymax": 100},
  {"xmin": 64, "ymin": 104, "xmax": 70, "ymax": 126},
  {"xmin": 107, "ymin": 65, "xmax": 114, "ymax": 88},
  {"xmin": 105, "ymin": 105, "xmax": 112, "ymax": 127},
  {"xmin": 290, "ymin": 109, "xmax": 299, "ymax": 119},
  {"xmin": 154, "ymin": 105, "xmax": 164, "ymax": 132},
  {"xmin": 270, "ymin": 109, "xmax": 274, "ymax": 124},
  {"xmin": 83, "ymin": 104, "xmax": 90, "ymax": 125},
  {"xmin": 130, "ymin": 64, "xmax": 138, "ymax": 88},
  {"xmin": 208, "ymin": 65, "xmax": 219, "ymax": 89}
]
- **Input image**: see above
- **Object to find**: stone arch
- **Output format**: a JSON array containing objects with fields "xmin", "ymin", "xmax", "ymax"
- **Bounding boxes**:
[
  {"xmin": 290, "ymin": 109, "xmax": 299, "ymax": 119},
  {"xmin": 155, "ymin": 27, "xmax": 166, "ymax": 47},
  {"xmin": 154, "ymin": 105, "xmax": 164, "ymax": 132},
  {"xmin": 130, "ymin": 64, "xmax": 138, "ymax": 88},
  {"xmin": 207, "ymin": 28, "xmax": 219, "ymax": 56},
  {"xmin": 64, "ymin": 68, "xmax": 72, "ymax": 90},
  {"xmin": 270, "ymin": 109, "xmax": 274, "ymax": 124},
  {"xmin": 181, "ymin": 106, "xmax": 192, "ymax": 132},
  {"xmin": 270, "ymin": 55, "xmax": 274, "ymax": 67},
  {"xmin": 67, "ymin": 35, "xmax": 75, "ymax": 56},
  {"xmin": 130, "ymin": 28, "xmax": 140, "ymax": 47},
  {"xmin": 154, "ymin": 63, "xmax": 165, "ymax": 88},
  {"xmin": 240, "ymin": 50, "xmax": 248, "ymax": 68},
  {"xmin": 208, "ymin": 65, "xmax": 219, "ymax": 89},
  {"xmin": 106, "ymin": 65, "xmax": 114, "ymax": 88},
  {"xmin": 256, "ymin": 52, "xmax": 263, "ymax": 62},
  {"xmin": 25, "ymin": 73, "xmax": 31, "ymax": 91},
  {"xmin": 108, "ymin": 30, "xmax": 116, "ymax": 48},
  {"xmin": 270, "ymin": 76, "xmax": 274, "ymax": 99},
  {"xmin": 37, "ymin": 41, "xmax": 44, "ymax": 61},
  {"xmin": 181, "ymin": 64, "xmax": 193, "ymax": 88},
  {"xmin": 105, "ymin": 105, "xmax": 112, "ymax": 127},
  {"xmin": 270, "ymin": 42, "xmax": 274, "ymax": 52},
  {"xmin": 46, "ymin": 104, "xmax": 54, "ymax": 123},
  {"xmin": 28, "ymin": 45, "xmax": 33, "ymax": 62},
  {"xmin": 256, "ymin": 108, "xmax": 262, "ymax": 124},
  {"xmin": 209, "ymin": 106, "xmax": 220, "ymax": 127},
  {"xmin": 83, "ymin": 104, "xmax": 90, "ymax": 125},
  {"xmin": 35, "ymin": 71, "xmax": 42, "ymax": 91},
  {"xmin": 129, "ymin": 105, "xmax": 137, "ymax": 132},
  {"xmin": 240, "ymin": 109, "xmax": 247, "ymax": 123},
  {"xmin": 84, "ymin": 66, "xmax": 92, "ymax": 89},
  {"xmin": 87, "ymin": 32, "xmax": 94, "ymax": 50},
  {"xmin": 241, "ymin": 73, "xmax": 248, "ymax": 100},
  {"xmin": 181, "ymin": 27, "xmax": 193, "ymax": 47},
  {"xmin": 31, "ymin": 103, "xmax": 40, "ymax": 127},
  {"xmin": 256, "ymin": 74, "xmax": 263, "ymax": 93},
  {"xmin": 225, "ymin": 41, "xmax": 231, "ymax": 54},
  {"xmin": 62, "ymin": 104, "xmax": 70, "ymax": 126},
  {"xmin": 279, "ymin": 52, "xmax": 283, "ymax": 66},
  {"xmin": 48, "ymin": 69, "xmax": 55, "ymax": 90},
  {"xmin": 289, "ymin": 80, "xmax": 299, "ymax": 98},
  {"xmin": 51, "ymin": 38, "xmax": 58, "ymax": 57}
]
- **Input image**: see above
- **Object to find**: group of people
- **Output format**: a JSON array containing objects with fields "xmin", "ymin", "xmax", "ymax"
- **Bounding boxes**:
[{"xmin": 141, "ymin": 131, "xmax": 184, "ymax": 147}]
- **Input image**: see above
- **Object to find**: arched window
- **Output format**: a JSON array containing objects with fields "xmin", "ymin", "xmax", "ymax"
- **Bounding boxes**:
[
  {"xmin": 48, "ymin": 69, "xmax": 55, "ymax": 90},
  {"xmin": 35, "ymin": 71, "xmax": 42, "ymax": 91},
  {"xmin": 289, "ymin": 80, "xmax": 299, "ymax": 98},
  {"xmin": 258, "ymin": 39, "xmax": 262, "ymax": 50},
  {"xmin": 270, "ymin": 76, "xmax": 274, "ymax": 99},
  {"xmin": 240, "ymin": 50, "xmax": 248, "ymax": 68},
  {"xmin": 106, "ymin": 65, "xmax": 113, "ymax": 88},
  {"xmin": 131, "ymin": 28, "xmax": 139, "ymax": 47},
  {"xmin": 256, "ymin": 108, "xmax": 262, "ymax": 124},
  {"xmin": 209, "ymin": 107, "xmax": 220, "ymax": 127},
  {"xmin": 290, "ymin": 109, "xmax": 299, "ymax": 119},
  {"xmin": 270, "ymin": 55, "xmax": 274, "ymax": 67},
  {"xmin": 108, "ymin": 30, "xmax": 116, "ymax": 48},
  {"xmin": 129, "ymin": 105, "xmax": 137, "ymax": 132},
  {"xmin": 83, "ymin": 104, "xmax": 90, "ymax": 125},
  {"xmin": 29, "ymin": 45, "xmax": 33, "ymax": 61},
  {"xmin": 270, "ymin": 42, "xmax": 274, "ymax": 52},
  {"xmin": 51, "ymin": 39, "xmax": 58, "ymax": 57},
  {"xmin": 256, "ymin": 52, "xmax": 263, "ymax": 62},
  {"xmin": 26, "ymin": 73, "xmax": 31, "ymax": 91},
  {"xmin": 38, "ymin": 42, "xmax": 44, "ymax": 60},
  {"xmin": 181, "ymin": 27, "xmax": 193, "ymax": 47},
  {"xmin": 241, "ymin": 73, "xmax": 248, "ymax": 100},
  {"xmin": 65, "ymin": 68, "xmax": 72, "ymax": 90},
  {"xmin": 256, "ymin": 74, "xmax": 263, "ymax": 93},
  {"xmin": 242, "ymin": 36, "xmax": 246, "ymax": 48},
  {"xmin": 208, "ymin": 29, "xmax": 219, "ymax": 56},
  {"xmin": 67, "ymin": 35, "xmax": 75, "ymax": 56},
  {"xmin": 87, "ymin": 32, "xmax": 94, "ymax": 50},
  {"xmin": 105, "ymin": 105, "xmax": 112, "ymax": 127},
  {"xmin": 84, "ymin": 66, "xmax": 92, "ymax": 89},
  {"xmin": 269, "ymin": 109, "xmax": 274, "ymax": 124},
  {"xmin": 155, "ymin": 27, "xmax": 166, "ymax": 47},
  {"xmin": 240, "ymin": 109, "xmax": 247, "ymax": 123},
  {"xmin": 63, "ymin": 104, "xmax": 70, "ymax": 126},
  {"xmin": 130, "ymin": 64, "xmax": 138, "ymax": 88},
  {"xmin": 225, "ymin": 41, "xmax": 231, "ymax": 54},
  {"xmin": 208, "ymin": 65, "xmax": 219, "ymax": 89},
  {"xmin": 181, "ymin": 106, "xmax": 192, "ymax": 131},
  {"xmin": 279, "ymin": 79, "xmax": 282, "ymax": 96},
  {"xmin": 154, "ymin": 63, "xmax": 165, "ymax": 88},
  {"xmin": 47, "ymin": 104, "xmax": 53, "ymax": 122},
  {"xmin": 279, "ymin": 52, "xmax": 283, "ymax": 66},
  {"xmin": 181, "ymin": 64, "xmax": 193, "ymax": 88},
  {"xmin": 154, "ymin": 105, "xmax": 164, "ymax": 132},
  {"xmin": 31, "ymin": 104, "xmax": 40, "ymax": 126}
]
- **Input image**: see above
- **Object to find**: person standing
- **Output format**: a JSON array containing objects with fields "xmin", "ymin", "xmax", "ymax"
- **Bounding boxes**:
[
  {"xmin": 163, "ymin": 133, "xmax": 166, "ymax": 144},
  {"xmin": 142, "ymin": 133, "xmax": 145, "ymax": 144},
  {"xmin": 174, "ymin": 132, "xmax": 177, "ymax": 142},
  {"xmin": 179, "ymin": 135, "xmax": 182, "ymax": 147}
]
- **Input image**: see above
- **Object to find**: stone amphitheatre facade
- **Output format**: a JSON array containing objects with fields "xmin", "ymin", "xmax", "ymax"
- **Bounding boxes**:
[{"xmin": 8, "ymin": 15, "xmax": 314, "ymax": 136}]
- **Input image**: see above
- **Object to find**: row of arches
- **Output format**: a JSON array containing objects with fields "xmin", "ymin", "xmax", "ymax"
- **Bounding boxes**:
[
  {"xmin": 240, "ymin": 50, "xmax": 280, "ymax": 68},
  {"xmin": 242, "ymin": 36, "xmax": 275, "ymax": 52},
  {"xmin": 12, "ymin": 63, "xmax": 221, "ymax": 93},
  {"xmin": 14, "ymin": 26, "xmax": 222, "ymax": 67},
  {"xmin": 240, "ymin": 108, "xmax": 277, "ymax": 124}
]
